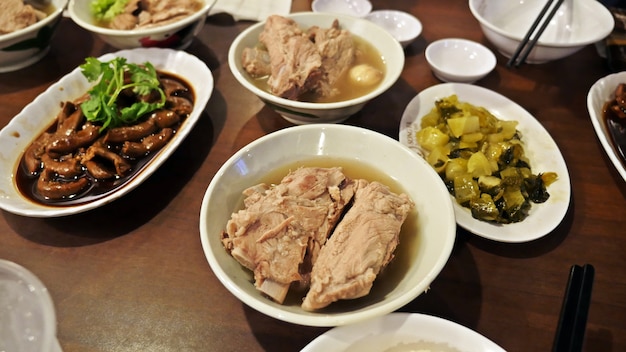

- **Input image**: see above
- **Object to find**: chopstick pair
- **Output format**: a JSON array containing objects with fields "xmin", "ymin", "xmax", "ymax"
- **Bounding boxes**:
[
  {"xmin": 553, "ymin": 264, "xmax": 595, "ymax": 352},
  {"xmin": 506, "ymin": 0, "xmax": 565, "ymax": 68}
]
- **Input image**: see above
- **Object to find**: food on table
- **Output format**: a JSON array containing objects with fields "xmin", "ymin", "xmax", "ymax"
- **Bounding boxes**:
[
  {"xmin": 416, "ymin": 94, "xmax": 557, "ymax": 224},
  {"xmin": 90, "ymin": 0, "xmax": 204, "ymax": 30},
  {"xmin": 603, "ymin": 83, "xmax": 626, "ymax": 122},
  {"xmin": 16, "ymin": 57, "xmax": 194, "ymax": 204},
  {"xmin": 241, "ymin": 15, "xmax": 385, "ymax": 103},
  {"xmin": 0, "ymin": 0, "xmax": 50, "ymax": 34},
  {"xmin": 220, "ymin": 167, "xmax": 414, "ymax": 310}
]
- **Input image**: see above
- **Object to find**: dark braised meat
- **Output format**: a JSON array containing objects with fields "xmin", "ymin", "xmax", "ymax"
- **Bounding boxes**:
[{"xmin": 19, "ymin": 72, "xmax": 194, "ymax": 203}]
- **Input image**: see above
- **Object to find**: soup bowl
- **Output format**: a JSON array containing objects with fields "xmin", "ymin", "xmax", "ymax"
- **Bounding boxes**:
[
  {"xmin": 228, "ymin": 12, "xmax": 405, "ymax": 124},
  {"xmin": 0, "ymin": 0, "xmax": 67, "ymax": 73},
  {"xmin": 469, "ymin": 0, "xmax": 614, "ymax": 63},
  {"xmin": 68, "ymin": 0, "xmax": 215, "ymax": 49},
  {"xmin": 199, "ymin": 124, "xmax": 456, "ymax": 326}
]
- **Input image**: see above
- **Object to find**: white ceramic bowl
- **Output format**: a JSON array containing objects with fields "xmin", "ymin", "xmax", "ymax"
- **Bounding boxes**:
[
  {"xmin": 199, "ymin": 124, "xmax": 456, "ymax": 327},
  {"xmin": 425, "ymin": 38, "xmax": 496, "ymax": 83},
  {"xmin": 311, "ymin": 0, "xmax": 372, "ymax": 18},
  {"xmin": 365, "ymin": 10, "xmax": 422, "ymax": 48},
  {"xmin": 587, "ymin": 71, "xmax": 626, "ymax": 183},
  {"xmin": 0, "ymin": 0, "xmax": 67, "ymax": 73},
  {"xmin": 469, "ymin": 0, "xmax": 614, "ymax": 63},
  {"xmin": 228, "ymin": 12, "xmax": 404, "ymax": 124},
  {"xmin": 68, "ymin": 0, "xmax": 215, "ymax": 49}
]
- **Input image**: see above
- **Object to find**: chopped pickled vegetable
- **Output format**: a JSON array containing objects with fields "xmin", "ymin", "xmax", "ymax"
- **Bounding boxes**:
[{"xmin": 416, "ymin": 94, "xmax": 557, "ymax": 224}]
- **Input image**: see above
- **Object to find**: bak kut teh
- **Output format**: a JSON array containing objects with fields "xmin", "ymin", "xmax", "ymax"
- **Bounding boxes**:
[
  {"xmin": 221, "ymin": 167, "xmax": 415, "ymax": 311},
  {"xmin": 241, "ymin": 15, "xmax": 385, "ymax": 103}
]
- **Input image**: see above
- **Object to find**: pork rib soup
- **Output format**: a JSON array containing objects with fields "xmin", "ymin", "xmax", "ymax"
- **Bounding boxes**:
[{"xmin": 241, "ymin": 15, "xmax": 386, "ymax": 103}]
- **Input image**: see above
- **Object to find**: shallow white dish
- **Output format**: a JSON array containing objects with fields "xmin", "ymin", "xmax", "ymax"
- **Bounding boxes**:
[
  {"xmin": 365, "ymin": 10, "xmax": 422, "ymax": 48},
  {"xmin": 301, "ymin": 312, "xmax": 505, "ymax": 352},
  {"xmin": 425, "ymin": 38, "xmax": 496, "ymax": 83},
  {"xmin": 0, "ymin": 48, "xmax": 213, "ymax": 217},
  {"xmin": 399, "ymin": 83, "xmax": 571, "ymax": 243},
  {"xmin": 311, "ymin": 0, "xmax": 372, "ymax": 18},
  {"xmin": 200, "ymin": 124, "xmax": 456, "ymax": 327},
  {"xmin": 587, "ymin": 71, "xmax": 626, "ymax": 183}
]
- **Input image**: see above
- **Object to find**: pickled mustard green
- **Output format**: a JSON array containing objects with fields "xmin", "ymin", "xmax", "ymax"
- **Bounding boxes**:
[{"xmin": 416, "ymin": 95, "xmax": 557, "ymax": 224}]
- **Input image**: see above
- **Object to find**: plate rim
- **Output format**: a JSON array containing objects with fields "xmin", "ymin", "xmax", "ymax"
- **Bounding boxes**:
[
  {"xmin": 0, "ymin": 47, "xmax": 213, "ymax": 217},
  {"xmin": 399, "ymin": 83, "xmax": 571, "ymax": 243},
  {"xmin": 587, "ymin": 71, "xmax": 626, "ymax": 183},
  {"xmin": 300, "ymin": 312, "xmax": 506, "ymax": 352}
]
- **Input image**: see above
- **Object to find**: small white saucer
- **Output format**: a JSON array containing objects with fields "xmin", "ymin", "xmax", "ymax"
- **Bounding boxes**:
[
  {"xmin": 365, "ymin": 10, "xmax": 422, "ymax": 48},
  {"xmin": 311, "ymin": 0, "xmax": 372, "ymax": 18}
]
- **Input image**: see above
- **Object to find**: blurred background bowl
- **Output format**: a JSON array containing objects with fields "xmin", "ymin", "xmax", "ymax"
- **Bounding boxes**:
[
  {"xmin": 228, "ymin": 12, "xmax": 405, "ymax": 124},
  {"xmin": 68, "ymin": 0, "xmax": 215, "ymax": 49},
  {"xmin": 311, "ymin": 0, "xmax": 372, "ymax": 18},
  {"xmin": 425, "ymin": 38, "xmax": 496, "ymax": 83},
  {"xmin": 469, "ymin": 0, "xmax": 614, "ymax": 63},
  {"xmin": 0, "ymin": 0, "xmax": 67, "ymax": 73},
  {"xmin": 199, "ymin": 124, "xmax": 456, "ymax": 327},
  {"xmin": 365, "ymin": 10, "xmax": 422, "ymax": 48}
]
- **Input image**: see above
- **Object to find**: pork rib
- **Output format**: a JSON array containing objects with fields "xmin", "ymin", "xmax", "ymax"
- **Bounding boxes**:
[
  {"xmin": 221, "ymin": 167, "xmax": 355, "ymax": 303},
  {"xmin": 301, "ymin": 180, "xmax": 415, "ymax": 311}
]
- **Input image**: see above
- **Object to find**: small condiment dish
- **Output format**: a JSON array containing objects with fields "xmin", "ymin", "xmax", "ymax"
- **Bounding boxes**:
[
  {"xmin": 425, "ymin": 38, "xmax": 496, "ymax": 83},
  {"xmin": 365, "ymin": 10, "xmax": 422, "ymax": 48},
  {"xmin": 311, "ymin": 0, "xmax": 372, "ymax": 18}
]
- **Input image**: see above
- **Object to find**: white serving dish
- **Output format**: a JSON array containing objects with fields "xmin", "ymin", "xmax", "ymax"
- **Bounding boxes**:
[
  {"xmin": 0, "ymin": 48, "xmax": 213, "ymax": 217},
  {"xmin": 587, "ymin": 71, "xmax": 626, "ymax": 183},
  {"xmin": 399, "ymin": 83, "xmax": 571, "ymax": 243}
]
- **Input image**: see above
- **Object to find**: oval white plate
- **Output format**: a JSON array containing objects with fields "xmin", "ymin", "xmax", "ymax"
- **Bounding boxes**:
[
  {"xmin": 301, "ymin": 312, "xmax": 505, "ymax": 352},
  {"xmin": 399, "ymin": 83, "xmax": 571, "ymax": 243},
  {"xmin": 0, "ymin": 48, "xmax": 213, "ymax": 217},
  {"xmin": 587, "ymin": 71, "xmax": 626, "ymax": 183}
]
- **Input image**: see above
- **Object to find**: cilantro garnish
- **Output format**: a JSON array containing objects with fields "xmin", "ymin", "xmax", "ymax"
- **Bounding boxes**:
[{"xmin": 79, "ymin": 57, "xmax": 166, "ymax": 131}]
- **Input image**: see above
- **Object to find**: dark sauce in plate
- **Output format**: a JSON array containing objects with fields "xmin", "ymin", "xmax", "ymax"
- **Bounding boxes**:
[{"xmin": 14, "ymin": 71, "xmax": 195, "ymax": 207}]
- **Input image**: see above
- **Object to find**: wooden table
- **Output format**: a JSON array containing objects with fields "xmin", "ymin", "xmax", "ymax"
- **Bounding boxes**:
[{"xmin": 1, "ymin": 0, "xmax": 625, "ymax": 351}]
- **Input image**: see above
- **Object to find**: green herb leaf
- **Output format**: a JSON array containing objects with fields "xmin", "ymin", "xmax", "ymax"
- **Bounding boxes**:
[
  {"xmin": 91, "ymin": 0, "xmax": 129, "ymax": 22},
  {"xmin": 79, "ymin": 57, "xmax": 166, "ymax": 132}
]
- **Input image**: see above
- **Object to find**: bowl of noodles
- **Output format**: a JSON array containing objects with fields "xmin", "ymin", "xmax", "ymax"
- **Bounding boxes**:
[{"xmin": 228, "ymin": 12, "xmax": 405, "ymax": 124}]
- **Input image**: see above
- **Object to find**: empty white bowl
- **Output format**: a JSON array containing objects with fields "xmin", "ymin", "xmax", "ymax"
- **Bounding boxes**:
[
  {"xmin": 469, "ymin": 0, "xmax": 614, "ymax": 63},
  {"xmin": 311, "ymin": 0, "xmax": 372, "ymax": 18},
  {"xmin": 365, "ymin": 10, "xmax": 422, "ymax": 48},
  {"xmin": 425, "ymin": 38, "xmax": 496, "ymax": 83}
]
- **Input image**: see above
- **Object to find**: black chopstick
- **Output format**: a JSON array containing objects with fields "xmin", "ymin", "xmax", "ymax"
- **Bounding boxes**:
[
  {"xmin": 553, "ymin": 264, "xmax": 595, "ymax": 352},
  {"xmin": 506, "ymin": 0, "xmax": 565, "ymax": 68}
]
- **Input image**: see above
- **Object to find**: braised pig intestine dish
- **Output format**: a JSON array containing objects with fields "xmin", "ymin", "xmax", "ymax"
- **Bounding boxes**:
[
  {"xmin": 91, "ymin": 0, "xmax": 204, "ymax": 30},
  {"xmin": 241, "ymin": 15, "xmax": 385, "ymax": 103},
  {"xmin": 16, "ymin": 57, "xmax": 194, "ymax": 204},
  {"xmin": 221, "ymin": 167, "xmax": 415, "ymax": 311}
]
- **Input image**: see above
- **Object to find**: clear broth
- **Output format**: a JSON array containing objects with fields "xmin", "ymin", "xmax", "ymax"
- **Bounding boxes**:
[
  {"xmin": 232, "ymin": 156, "xmax": 420, "ymax": 309},
  {"xmin": 251, "ymin": 35, "xmax": 386, "ymax": 103}
]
